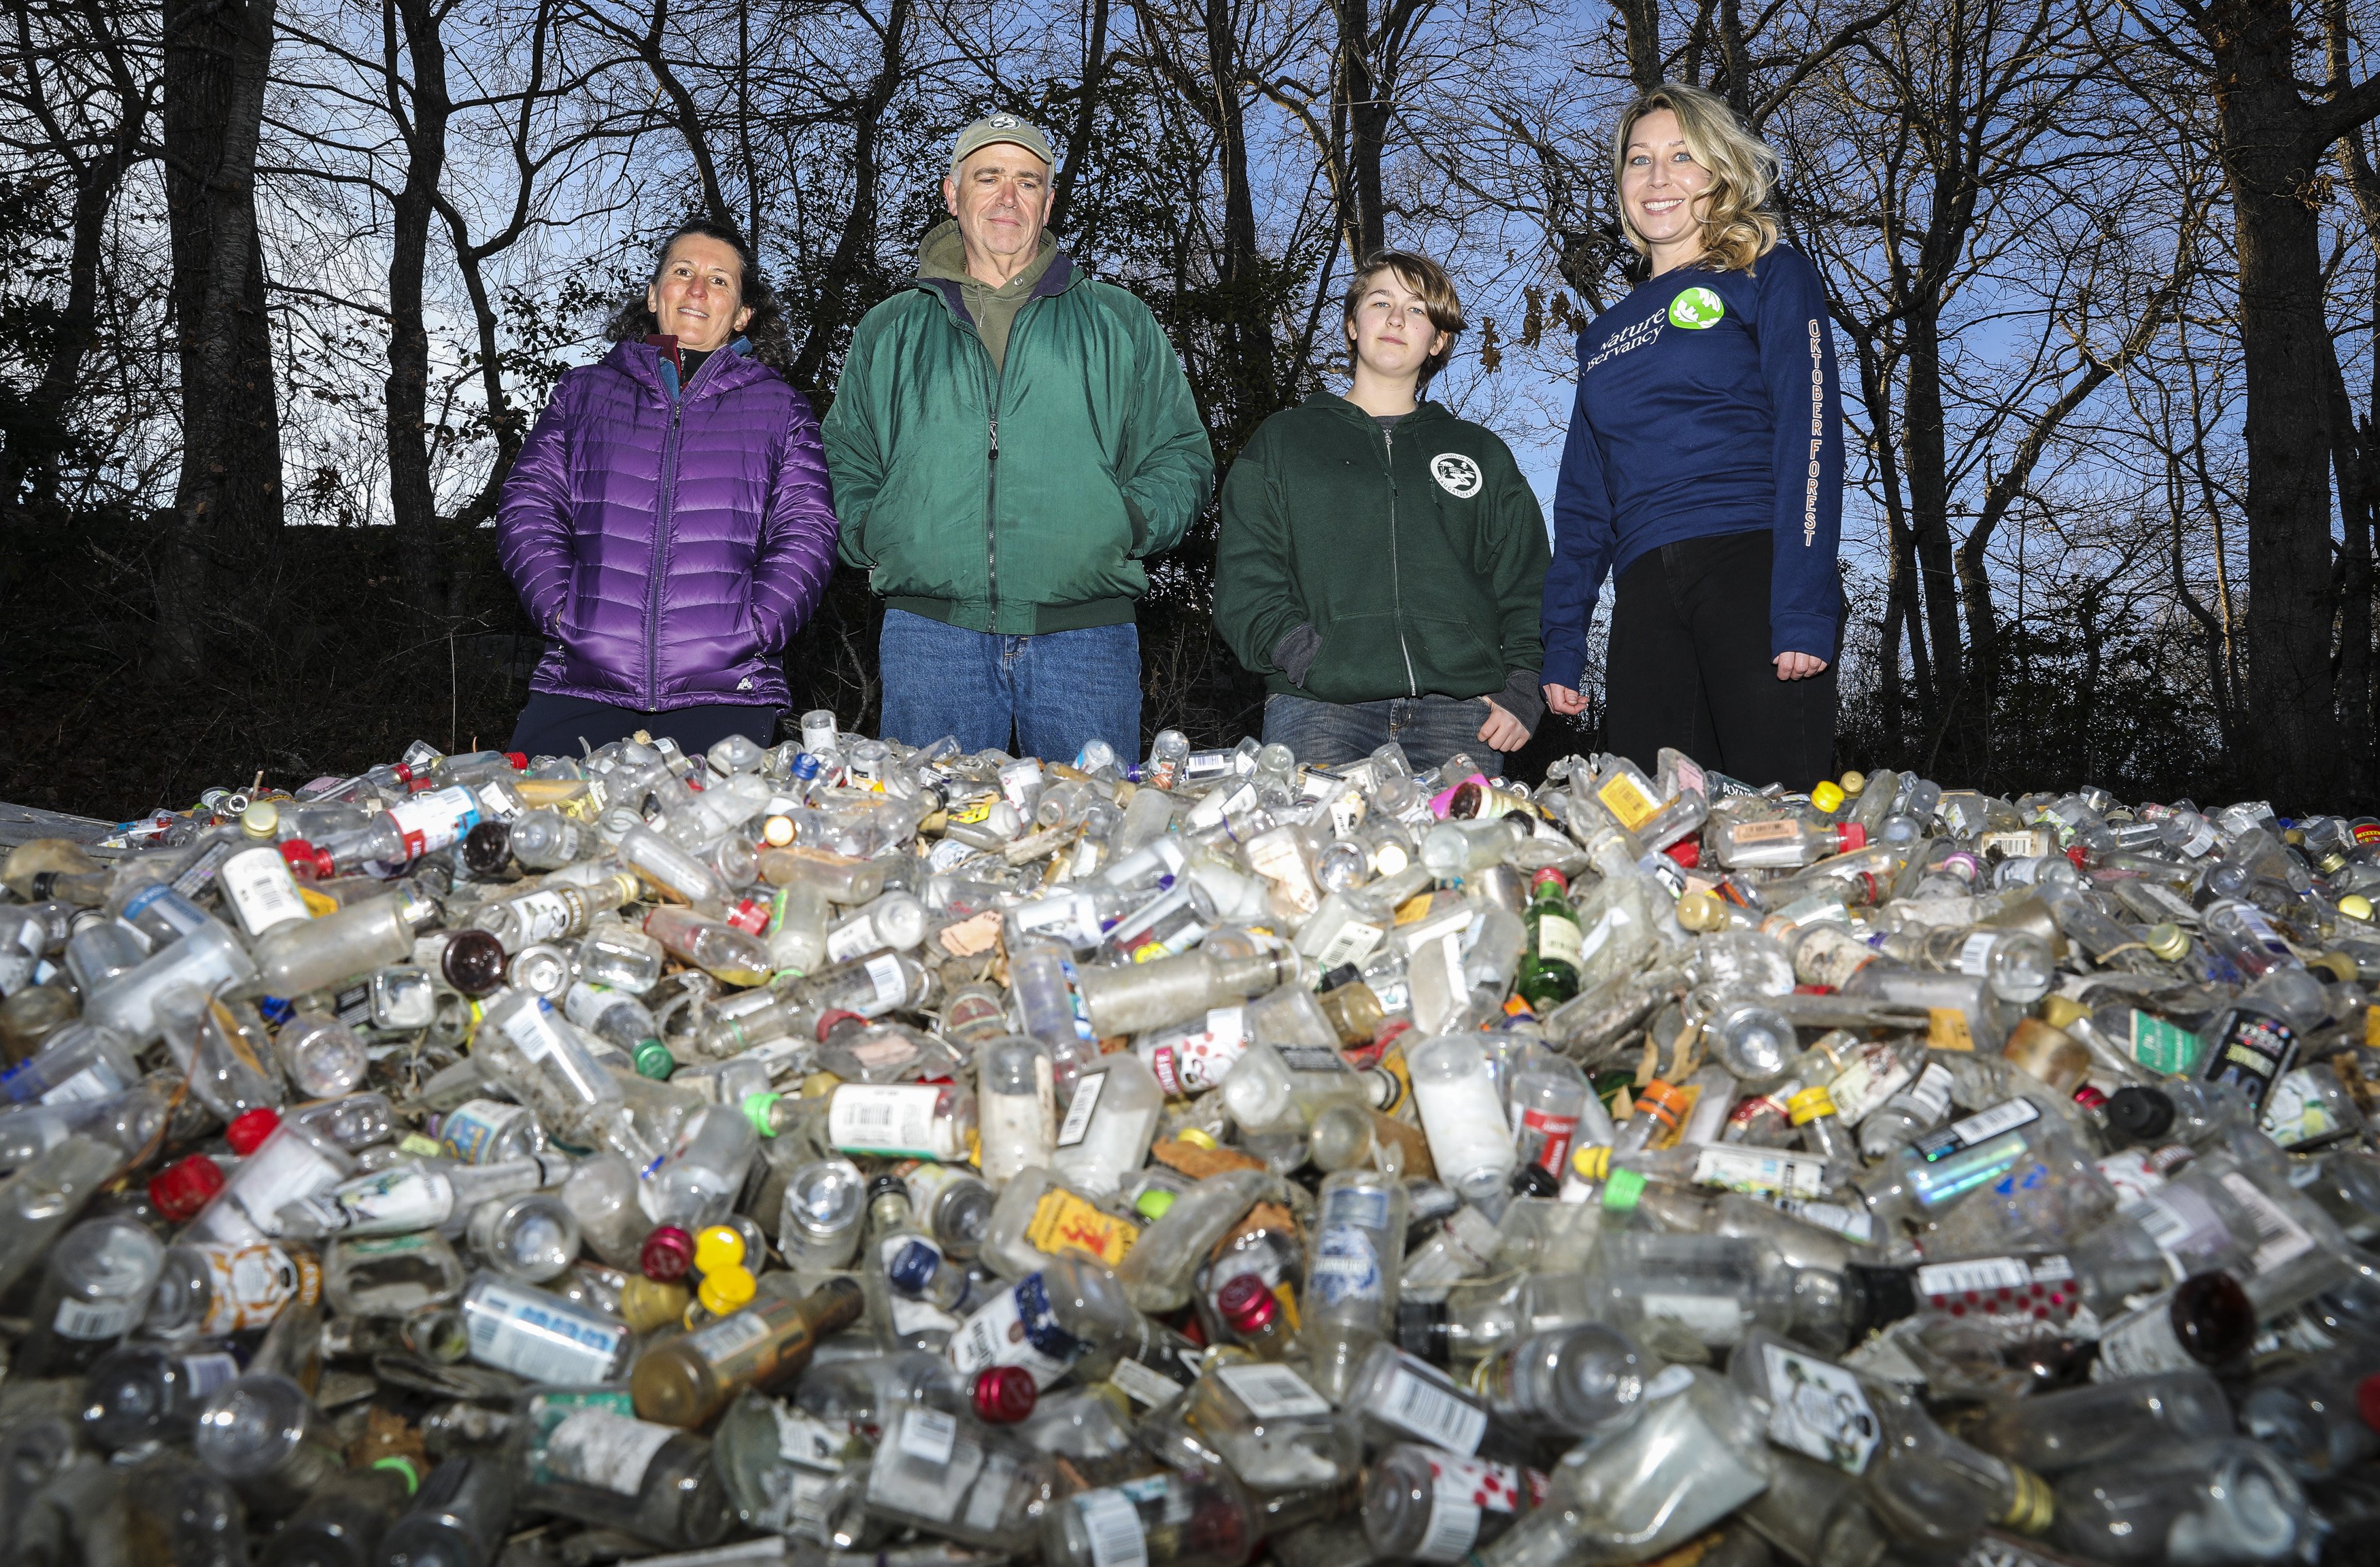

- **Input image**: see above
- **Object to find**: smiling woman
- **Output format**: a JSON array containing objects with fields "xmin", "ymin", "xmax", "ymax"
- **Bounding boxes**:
[
  {"xmin": 1540, "ymin": 83, "xmax": 1846, "ymax": 791},
  {"xmin": 494, "ymin": 221, "xmax": 837, "ymax": 761}
]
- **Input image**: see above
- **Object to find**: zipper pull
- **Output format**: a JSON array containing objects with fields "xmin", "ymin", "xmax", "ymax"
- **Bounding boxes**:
[{"xmin": 989, "ymin": 419, "xmax": 1000, "ymax": 460}]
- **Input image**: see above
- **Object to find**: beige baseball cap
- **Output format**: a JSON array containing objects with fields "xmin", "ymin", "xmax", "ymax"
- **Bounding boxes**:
[{"xmin": 949, "ymin": 114, "xmax": 1055, "ymax": 174}]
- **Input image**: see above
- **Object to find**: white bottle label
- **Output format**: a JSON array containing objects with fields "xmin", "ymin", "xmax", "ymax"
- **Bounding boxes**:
[
  {"xmin": 1535, "ymin": 912, "xmax": 1584, "ymax": 968},
  {"xmin": 1637, "ymin": 1292, "xmax": 1747, "ymax": 1343},
  {"xmin": 509, "ymin": 890, "xmax": 579, "ymax": 945},
  {"xmin": 1316, "ymin": 918, "xmax": 1386, "ymax": 969},
  {"xmin": 1075, "ymin": 1487, "xmax": 1150, "ymax": 1567},
  {"xmin": 221, "ymin": 847, "xmax": 310, "ymax": 936},
  {"xmin": 1956, "ymin": 930, "xmax": 2001, "ymax": 977},
  {"xmin": 2092, "ymin": 1296, "xmax": 2194, "ymax": 1379},
  {"xmin": 1416, "ymin": 1455, "xmax": 1530, "ymax": 1564},
  {"xmin": 828, "ymin": 1084, "xmax": 946, "ymax": 1158},
  {"xmin": 1760, "ymin": 1342, "xmax": 1879, "ymax": 1473},
  {"xmin": 688, "ymin": 1309, "xmax": 772, "ymax": 1362},
  {"xmin": 1382, "ymin": 1362, "xmax": 1489, "ymax": 1453},
  {"xmin": 897, "ymin": 1407, "xmax": 959, "ymax": 1465},
  {"xmin": 468, "ymin": 1280, "xmax": 626, "ymax": 1383},
  {"xmin": 1312, "ymin": 1225, "xmax": 1385, "ymax": 1306},
  {"xmin": 1055, "ymin": 1071, "xmax": 1107, "ymax": 1148},
  {"xmin": 949, "ymin": 1275, "xmax": 1081, "ymax": 1387},
  {"xmin": 1106, "ymin": 1356, "xmax": 1182, "ymax": 1407},
  {"xmin": 2217, "ymin": 1172, "xmax": 2318, "ymax": 1273},
  {"xmin": 1214, "ymin": 1362, "xmax": 1330, "ymax": 1418},
  {"xmin": 826, "ymin": 915, "xmax": 881, "ymax": 965},
  {"xmin": 54, "ymin": 1294, "xmax": 138, "ymax": 1340},
  {"xmin": 545, "ymin": 1409, "xmax": 673, "ymax": 1496},
  {"xmin": 182, "ymin": 1351, "xmax": 241, "ymax": 1396},
  {"xmin": 860, "ymin": 952, "xmax": 908, "ymax": 1013},
  {"xmin": 1692, "ymin": 1146, "xmax": 1829, "ymax": 1199},
  {"xmin": 40, "ymin": 1065, "xmax": 120, "ymax": 1105},
  {"xmin": 386, "ymin": 786, "xmax": 481, "ymax": 859},
  {"xmin": 499, "ymin": 999, "xmax": 571, "ymax": 1062}
]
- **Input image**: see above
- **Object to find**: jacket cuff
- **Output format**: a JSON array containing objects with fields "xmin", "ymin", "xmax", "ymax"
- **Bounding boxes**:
[
  {"xmin": 1494, "ymin": 669, "xmax": 1544, "ymax": 734},
  {"xmin": 1771, "ymin": 613, "xmax": 1838, "ymax": 661},
  {"xmin": 1273, "ymin": 624, "xmax": 1321, "ymax": 687}
]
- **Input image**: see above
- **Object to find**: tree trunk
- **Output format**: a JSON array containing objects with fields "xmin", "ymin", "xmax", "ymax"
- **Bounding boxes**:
[
  {"xmin": 1339, "ymin": 0, "xmax": 1387, "ymax": 259},
  {"xmin": 1900, "ymin": 311, "xmax": 1962, "ymax": 719},
  {"xmin": 787, "ymin": 0, "xmax": 909, "ymax": 398},
  {"xmin": 2206, "ymin": 0, "xmax": 2346, "ymax": 807},
  {"xmin": 1049, "ymin": 0, "xmax": 1108, "ymax": 241},
  {"xmin": 1206, "ymin": 0, "xmax": 1274, "ymax": 439},
  {"xmin": 1612, "ymin": 0, "xmax": 1662, "ymax": 89},
  {"xmin": 160, "ymin": 0, "xmax": 284, "ymax": 672},
  {"xmin": 385, "ymin": 0, "xmax": 452, "ymax": 619}
]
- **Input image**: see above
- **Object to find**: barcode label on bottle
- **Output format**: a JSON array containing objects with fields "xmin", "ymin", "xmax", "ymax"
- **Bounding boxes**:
[
  {"xmin": 1075, "ymin": 1489, "xmax": 1149, "ymax": 1567},
  {"xmin": 2133, "ymin": 1185, "xmax": 2225, "ymax": 1260},
  {"xmin": 862, "ymin": 953, "xmax": 907, "ymax": 1011},
  {"xmin": 828, "ymin": 1084, "xmax": 942, "ymax": 1156},
  {"xmin": 181, "ymin": 1351, "xmax": 240, "ymax": 1395},
  {"xmin": 1916, "ymin": 1256, "xmax": 2069, "ymax": 1296},
  {"xmin": 1414, "ymin": 1454, "xmax": 1527, "ymax": 1563},
  {"xmin": 499, "ymin": 999, "xmax": 568, "ymax": 1061},
  {"xmin": 689, "ymin": 1309, "xmax": 772, "ymax": 1363},
  {"xmin": 220, "ymin": 847, "xmax": 309, "ymax": 935},
  {"xmin": 1215, "ymin": 1362, "xmax": 1330, "ymax": 1418},
  {"xmin": 1106, "ymin": 1356, "xmax": 1181, "ymax": 1407},
  {"xmin": 54, "ymin": 1296, "xmax": 137, "ymax": 1340},
  {"xmin": 1692, "ymin": 1145, "xmax": 1829, "ymax": 1199},
  {"xmin": 39, "ymin": 1065, "xmax": 118, "ymax": 1105},
  {"xmin": 2217, "ymin": 1173, "xmax": 2317, "ymax": 1273},
  {"xmin": 897, "ymin": 1407, "xmax": 958, "ymax": 1466},
  {"xmin": 1383, "ymin": 1363, "xmax": 1489, "ymax": 1453},
  {"xmin": 825, "ymin": 916, "xmax": 879, "ymax": 965},
  {"xmin": 1914, "ymin": 1097, "xmax": 2039, "ymax": 1162},
  {"xmin": 1316, "ymin": 919, "xmax": 1386, "ymax": 968},
  {"xmin": 1775, "ymin": 1198, "xmax": 1875, "ymax": 1244},
  {"xmin": 1276, "ymin": 1046, "xmax": 1342, "ymax": 1073},
  {"xmin": 1056, "ymin": 1071, "xmax": 1106, "ymax": 1148},
  {"xmin": 1956, "ymin": 931, "xmax": 2001, "ymax": 976}
]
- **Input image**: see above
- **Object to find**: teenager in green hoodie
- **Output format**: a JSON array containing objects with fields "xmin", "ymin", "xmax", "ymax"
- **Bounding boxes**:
[{"xmin": 1214, "ymin": 251, "xmax": 1550, "ymax": 772}]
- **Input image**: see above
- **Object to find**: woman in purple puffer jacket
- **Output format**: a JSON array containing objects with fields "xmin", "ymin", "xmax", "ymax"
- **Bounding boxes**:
[{"xmin": 497, "ymin": 220, "xmax": 838, "ymax": 759}]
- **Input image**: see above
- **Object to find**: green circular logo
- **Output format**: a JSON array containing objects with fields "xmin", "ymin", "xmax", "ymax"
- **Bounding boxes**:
[{"xmin": 1669, "ymin": 287, "xmax": 1725, "ymax": 329}]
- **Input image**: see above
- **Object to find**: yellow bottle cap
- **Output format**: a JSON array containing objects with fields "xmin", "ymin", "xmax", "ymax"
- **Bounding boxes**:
[
  {"xmin": 1810, "ymin": 781, "xmax": 1847, "ymax": 814},
  {"xmin": 2341, "ymin": 894, "xmax": 2375, "ymax": 923},
  {"xmin": 1786, "ymin": 1086, "xmax": 1836, "ymax": 1124},
  {"xmin": 1571, "ymin": 1145, "xmax": 1612, "ymax": 1182},
  {"xmin": 2145, "ymin": 923, "xmax": 2190, "ymax": 962},
  {"xmin": 1175, "ymin": 1127, "xmax": 1220, "ymax": 1151},
  {"xmin": 694, "ymin": 1225, "xmax": 745, "ymax": 1275},
  {"xmin": 241, "ymin": 800, "xmax": 280, "ymax": 838},
  {"xmin": 1674, "ymin": 891, "xmax": 1723, "ymax": 931},
  {"xmin": 2038, "ymin": 995, "xmax": 2090, "ymax": 1031},
  {"xmin": 697, "ymin": 1265, "xmax": 758, "ymax": 1316}
]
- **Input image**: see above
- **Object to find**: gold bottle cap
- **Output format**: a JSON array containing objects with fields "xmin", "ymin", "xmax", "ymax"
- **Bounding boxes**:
[
  {"xmin": 2038, "ymin": 995, "xmax": 2090, "ymax": 1031},
  {"xmin": 241, "ymin": 800, "xmax": 280, "ymax": 838},
  {"xmin": 2145, "ymin": 923, "xmax": 2189, "ymax": 962},
  {"xmin": 617, "ymin": 1275, "xmax": 690, "ymax": 1334},
  {"xmin": 1838, "ymin": 772, "xmax": 1867, "ymax": 797},
  {"xmin": 2340, "ymin": 894, "xmax": 2375, "ymax": 923}
]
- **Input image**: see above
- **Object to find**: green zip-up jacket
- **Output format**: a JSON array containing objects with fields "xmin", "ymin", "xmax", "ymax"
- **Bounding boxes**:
[
  {"xmin": 1214, "ymin": 394, "xmax": 1550, "ymax": 713},
  {"xmin": 823, "ymin": 222, "xmax": 1215, "ymax": 634}
]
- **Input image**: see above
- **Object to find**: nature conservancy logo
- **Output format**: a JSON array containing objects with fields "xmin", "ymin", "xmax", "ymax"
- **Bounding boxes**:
[
  {"xmin": 1669, "ymin": 286, "xmax": 1725, "ymax": 329},
  {"xmin": 1431, "ymin": 453, "xmax": 1483, "ymax": 497}
]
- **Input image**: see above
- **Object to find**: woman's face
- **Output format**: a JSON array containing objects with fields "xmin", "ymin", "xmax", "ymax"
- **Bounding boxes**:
[
  {"xmin": 1619, "ymin": 109, "xmax": 1714, "ymax": 258},
  {"xmin": 645, "ymin": 235, "xmax": 753, "ymax": 354}
]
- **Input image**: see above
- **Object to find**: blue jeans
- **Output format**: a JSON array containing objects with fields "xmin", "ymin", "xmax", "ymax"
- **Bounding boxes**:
[
  {"xmin": 1261, "ymin": 692, "xmax": 1501, "ymax": 776},
  {"xmin": 878, "ymin": 609, "xmax": 1142, "ymax": 761}
]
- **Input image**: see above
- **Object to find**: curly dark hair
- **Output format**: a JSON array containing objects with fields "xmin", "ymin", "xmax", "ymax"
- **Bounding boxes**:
[{"xmin": 602, "ymin": 218, "xmax": 792, "ymax": 368}]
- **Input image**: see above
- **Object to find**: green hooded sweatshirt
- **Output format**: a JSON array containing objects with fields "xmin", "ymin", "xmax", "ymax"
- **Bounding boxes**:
[
  {"xmin": 1213, "ymin": 394, "xmax": 1550, "ymax": 720},
  {"xmin": 823, "ymin": 221, "xmax": 1215, "ymax": 634}
]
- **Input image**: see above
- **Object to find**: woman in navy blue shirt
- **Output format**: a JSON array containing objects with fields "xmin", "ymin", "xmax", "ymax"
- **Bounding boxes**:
[{"xmin": 1541, "ymin": 82, "xmax": 1843, "ymax": 791}]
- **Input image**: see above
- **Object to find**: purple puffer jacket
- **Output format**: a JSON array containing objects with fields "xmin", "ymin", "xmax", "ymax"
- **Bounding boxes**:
[{"xmin": 497, "ymin": 338, "xmax": 837, "ymax": 710}]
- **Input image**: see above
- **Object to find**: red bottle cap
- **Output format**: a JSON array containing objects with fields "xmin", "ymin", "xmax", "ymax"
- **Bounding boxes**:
[
  {"xmin": 641, "ymin": 1225, "xmax": 695, "ymax": 1281},
  {"xmin": 815, "ymin": 1009, "xmax": 867, "ymax": 1044},
  {"xmin": 2071, "ymin": 1084, "xmax": 2108, "ymax": 1111},
  {"xmin": 1529, "ymin": 867, "xmax": 1569, "ymax": 892},
  {"xmin": 281, "ymin": 840, "xmax": 333, "ymax": 881},
  {"xmin": 2359, "ymin": 1374, "xmax": 2380, "ymax": 1433},
  {"xmin": 391, "ymin": 764, "xmax": 415, "ymax": 784},
  {"xmin": 1835, "ymin": 822, "xmax": 1868, "ymax": 852},
  {"xmin": 505, "ymin": 753, "xmax": 528, "ymax": 771},
  {"xmin": 726, "ymin": 898, "xmax": 771, "ymax": 936},
  {"xmin": 226, "ymin": 1108, "xmax": 281, "ymax": 1156},
  {"xmin": 150, "ymin": 1154, "xmax": 226, "ymax": 1221},
  {"xmin": 1664, "ymin": 838, "xmax": 1701, "ymax": 868},
  {"xmin": 972, "ymin": 1366, "xmax": 1038, "ymax": 1424},
  {"xmin": 1216, "ymin": 1273, "xmax": 1278, "ymax": 1335},
  {"xmin": 407, "ymin": 776, "xmax": 437, "ymax": 793}
]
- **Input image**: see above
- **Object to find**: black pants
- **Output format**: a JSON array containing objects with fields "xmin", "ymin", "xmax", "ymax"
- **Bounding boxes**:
[
  {"xmin": 1603, "ymin": 531, "xmax": 1839, "ymax": 791},
  {"xmin": 509, "ymin": 694, "xmax": 781, "ymax": 761}
]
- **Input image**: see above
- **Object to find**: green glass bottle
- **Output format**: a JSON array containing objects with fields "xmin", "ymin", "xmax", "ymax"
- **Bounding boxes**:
[{"xmin": 1516, "ymin": 869, "xmax": 1583, "ymax": 1010}]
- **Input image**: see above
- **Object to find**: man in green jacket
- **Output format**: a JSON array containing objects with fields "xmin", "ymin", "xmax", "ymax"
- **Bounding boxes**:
[
  {"xmin": 1214, "ymin": 249, "xmax": 1550, "ymax": 772},
  {"xmin": 823, "ymin": 114, "xmax": 1214, "ymax": 761}
]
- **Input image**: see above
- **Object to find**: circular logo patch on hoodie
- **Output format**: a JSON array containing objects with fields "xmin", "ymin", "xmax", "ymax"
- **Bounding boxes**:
[{"xmin": 1431, "ymin": 453, "xmax": 1483, "ymax": 497}]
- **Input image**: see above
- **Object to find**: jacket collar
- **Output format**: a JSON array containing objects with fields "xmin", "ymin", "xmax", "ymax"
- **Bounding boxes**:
[
  {"xmin": 1303, "ymin": 390, "xmax": 1451, "ymax": 429},
  {"xmin": 914, "ymin": 221, "xmax": 1080, "ymax": 326},
  {"xmin": 603, "ymin": 334, "xmax": 768, "ymax": 404}
]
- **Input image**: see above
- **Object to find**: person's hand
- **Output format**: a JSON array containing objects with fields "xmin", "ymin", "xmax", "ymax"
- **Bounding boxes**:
[
  {"xmin": 1478, "ymin": 698, "xmax": 1531, "ymax": 752},
  {"xmin": 1774, "ymin": 652, "xmax": 1829, "ymax": 681},
  {"xmin": 1542, "ymin": 683, "xmax": 1588, "ymax": 715}
]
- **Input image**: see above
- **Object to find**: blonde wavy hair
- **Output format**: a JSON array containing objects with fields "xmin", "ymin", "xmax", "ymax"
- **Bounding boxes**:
[{"xmin": 1612, "ymin": 82, "xmax": 1781, "ymax": 275}]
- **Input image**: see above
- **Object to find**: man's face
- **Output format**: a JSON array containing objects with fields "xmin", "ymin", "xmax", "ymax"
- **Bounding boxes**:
[{"xmin": 943, "ymin": 145, "xmax": 1053, "ymax": 268}]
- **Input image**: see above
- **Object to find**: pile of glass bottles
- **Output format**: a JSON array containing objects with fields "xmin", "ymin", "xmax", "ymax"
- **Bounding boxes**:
[{"xmin": 2, "ymin": 720, "xmax": 2378, "ymax": 1567}]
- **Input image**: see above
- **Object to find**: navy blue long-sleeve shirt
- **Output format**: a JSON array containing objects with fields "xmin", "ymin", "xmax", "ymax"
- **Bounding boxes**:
[{"xmin": 1541, "ymin": 244, "xmax": 1843, "ymax": 689}]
